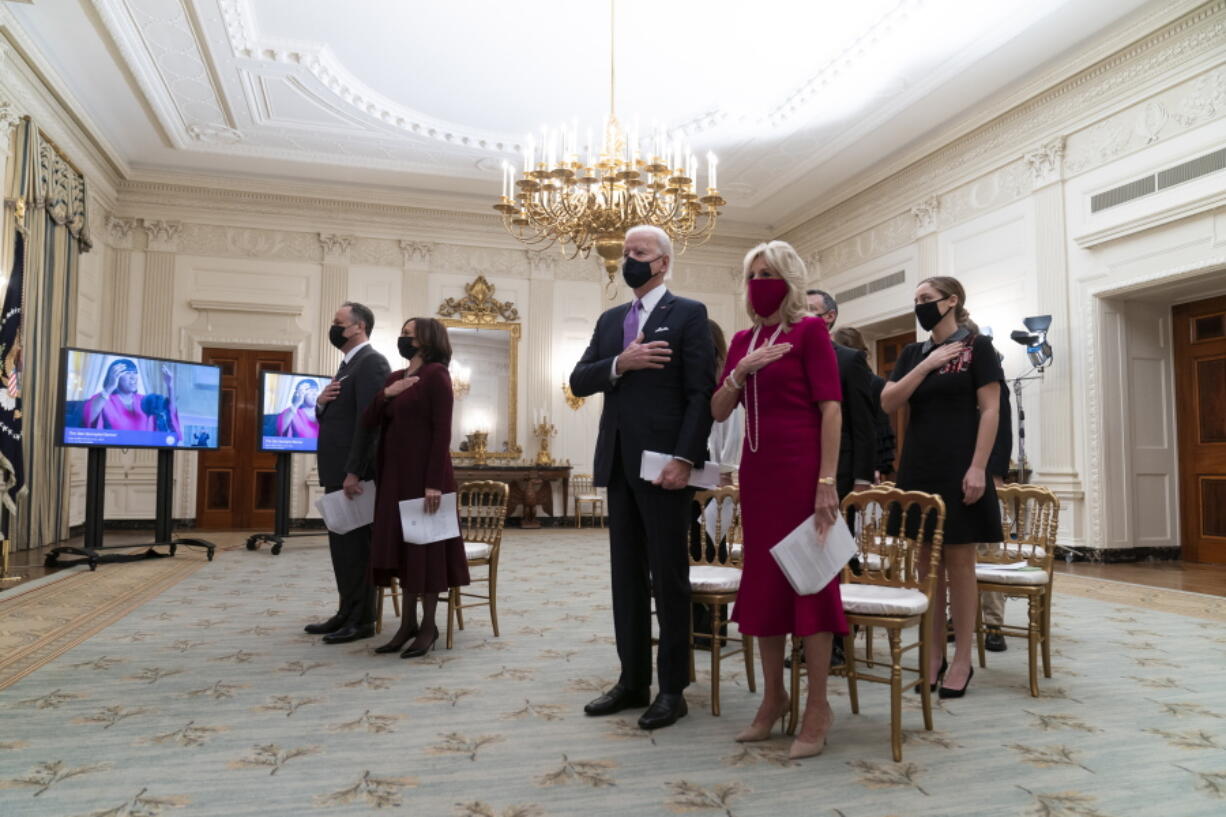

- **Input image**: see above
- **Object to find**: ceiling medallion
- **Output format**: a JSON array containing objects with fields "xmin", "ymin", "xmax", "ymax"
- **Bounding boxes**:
[{"xmin": 493, "ymin": 0, "xmax": 725, "ymax": 290}]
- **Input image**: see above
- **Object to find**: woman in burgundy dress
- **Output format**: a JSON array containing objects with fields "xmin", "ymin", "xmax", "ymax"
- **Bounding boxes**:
[
  {"xmin": 711, "ymin": 240, "xmax": 846, "ymax": 760},
  {"xmin": 364, "ymin": 317, "xmax": 469, "ymax": 658}
]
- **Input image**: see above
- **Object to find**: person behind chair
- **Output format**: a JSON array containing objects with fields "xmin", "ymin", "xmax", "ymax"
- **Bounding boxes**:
[
  {"xmin": 569, "ymin": 224, "xmax": 715, "ymax": 731},
  {"xmin": 804, "ymin": 290, "xmax": 875, "ymax": 498},
  {"xmin": 306, "ymin": 301, "xmax": 390, "ymax": 644},
  {"xmin": 831, "ymin": 326, "xmax": 896, "ymax": 482},
  {"xmin": 364, "ymin": 317, "xmax": 469, "ymax": 659},
  {"xmin": 880, "ymin": 276, "xmax": 1003, "ymax": 698},
  {"xmin": 712, "ymin": 241, "xmax": 846, "ymax": 760}
]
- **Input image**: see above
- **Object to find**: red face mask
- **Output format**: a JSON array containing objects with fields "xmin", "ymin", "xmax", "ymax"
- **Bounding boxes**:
[{"xmin": 748, "ymin": 277, "xmax": 789, "ymax": 318}]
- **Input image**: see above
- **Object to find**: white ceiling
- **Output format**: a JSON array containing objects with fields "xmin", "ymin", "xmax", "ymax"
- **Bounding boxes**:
[{"xmin": 7, "ymin": 0, "xmax": 1163, "ymax": 229}]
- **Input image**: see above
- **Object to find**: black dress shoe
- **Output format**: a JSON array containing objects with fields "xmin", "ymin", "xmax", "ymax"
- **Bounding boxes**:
[
  {"xmin": 583, "ymin": 684, "xmax": 650, "ymax": 716},
  {"xmin": 304, "ymin": 614, "xmax": 346, "ymax": 635},
  {"xmin": 321, "ymin": 624, "xmax": 375, "ymax": 644},
  {"xmin": 400, "ymin": 626, "xmax": 439, "ymax": 659},
  {"xmin": 985, "ymin": 629, "xmax": 1008, "ymax": 652},
  {"xmin": 638, "ymin": 693, "xmax": 687, "ymax": 730},
  {"xmin": 939, "ymin": 666, "xmax": 974, "ymax": 699},
  {"xmin": 374, "ymin": 627, "xmax": 418, "ymax": 654}
]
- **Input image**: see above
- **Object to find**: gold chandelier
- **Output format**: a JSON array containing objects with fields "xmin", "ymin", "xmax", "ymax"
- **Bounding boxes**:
[{"xmin": 493, "ymin": 0, "xmax": 725, "ymax": 287}]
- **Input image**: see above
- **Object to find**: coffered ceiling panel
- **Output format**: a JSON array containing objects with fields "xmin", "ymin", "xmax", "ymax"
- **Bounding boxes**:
[{"xmin": 5, "ymin": 0, "xmax": 1162, "ymax": 226}]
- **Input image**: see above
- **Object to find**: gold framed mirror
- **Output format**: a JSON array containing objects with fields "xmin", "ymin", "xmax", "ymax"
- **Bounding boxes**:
[{"xmin": 438, "ymin": 276, "xmax": 523, "ymax": 461}]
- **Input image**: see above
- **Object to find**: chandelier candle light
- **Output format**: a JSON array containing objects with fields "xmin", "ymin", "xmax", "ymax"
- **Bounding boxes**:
[{"xmin": 494, "ymin": 0, "xmax": 725, "ymax": 288}]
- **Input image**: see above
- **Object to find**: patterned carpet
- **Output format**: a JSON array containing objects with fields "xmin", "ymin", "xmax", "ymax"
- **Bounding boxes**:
[{"xmin": 2, "ymin": 528, "xmax": 1225, "ymax": 817}]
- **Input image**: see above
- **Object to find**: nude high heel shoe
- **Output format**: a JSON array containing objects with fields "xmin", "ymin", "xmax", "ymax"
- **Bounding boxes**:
[
  {"xmin": 789, "ymin": 705, "xmax": 834, "ymax": 759},
  {"xmin": 735, "ymin": 695, "xmax": 789, "ymax": 742}
]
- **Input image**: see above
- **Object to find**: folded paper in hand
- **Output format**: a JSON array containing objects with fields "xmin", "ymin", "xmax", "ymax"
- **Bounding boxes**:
[
  {"xmin": 640, "ymin": 451, "xmax": 720, "ymax": 489},
  {"xmin": 314, "ymin": 481, "xmax": 376, "ymax": 534},
  {"xmin": 399, "ymin": 492, "xmax": 460, "ymax": 544},
  {"xmin": 770, "ymin": 514, "xmax": 858, "ymax": 595}
]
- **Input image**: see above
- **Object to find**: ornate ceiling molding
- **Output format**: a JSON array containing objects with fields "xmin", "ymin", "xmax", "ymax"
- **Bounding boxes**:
[{"xmin": 780, "ymin": 0, "xmax": 1226, "ymax": 250}]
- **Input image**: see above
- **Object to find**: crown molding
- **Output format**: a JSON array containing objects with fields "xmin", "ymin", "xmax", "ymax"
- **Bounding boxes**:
[
  {"xmin": 776, "ymin": 0, "xmax": 1220, "ymax": 247},
  {"xmin": 0, "ymin": 8, "xmax": 128, "ymax": 193}
]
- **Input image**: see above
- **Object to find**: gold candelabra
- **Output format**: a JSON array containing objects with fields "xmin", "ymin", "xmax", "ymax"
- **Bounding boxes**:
[
  {"xmin": 465, "ymin": 430, "xmax": 490, "ymax": 466},
  {"xmin": 533, "ymin": 418, "xmax": 557, "ymax": 466},
  {"xmin": 561, "ymin": 382, "xmax": 585, "ymax": 411},
  {"xmin": 492, "ymin": 0, "xmax": 725, "ymax": 287}
]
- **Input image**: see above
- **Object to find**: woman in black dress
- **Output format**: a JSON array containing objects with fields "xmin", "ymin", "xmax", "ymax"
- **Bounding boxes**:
[{"xmin": 881, "ymin": 276, "xmax": 1003, "ymax": 698}]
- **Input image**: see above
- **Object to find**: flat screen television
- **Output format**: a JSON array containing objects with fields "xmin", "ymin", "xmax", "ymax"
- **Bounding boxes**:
[
  {"xmin": 57, "ymin": 348, "xmax": 222, "ymax": 449},
  {"xmin": 258, "ymin": 371, "xmax": 332, "ymax": 453}
]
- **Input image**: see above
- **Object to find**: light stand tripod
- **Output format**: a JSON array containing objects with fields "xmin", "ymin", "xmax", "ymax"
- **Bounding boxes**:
[{"xmin": 1010, "ymin": 367, "xmax": 1045, "ymax": 484}]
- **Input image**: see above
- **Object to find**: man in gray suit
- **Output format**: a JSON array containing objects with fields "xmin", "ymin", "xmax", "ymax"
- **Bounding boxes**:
[{"xmin": 304, "ymin": 301, "xmax": 391, "ymax": 644}]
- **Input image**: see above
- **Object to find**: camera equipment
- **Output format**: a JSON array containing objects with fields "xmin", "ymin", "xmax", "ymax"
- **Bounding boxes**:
[
  {"xmin": 1007, "ymin": 315, "xmax": 1054, "ymax": 482},
  {"xmin": 1010, "ymin": 314, "xmax": 1052, "ymax": 370}
]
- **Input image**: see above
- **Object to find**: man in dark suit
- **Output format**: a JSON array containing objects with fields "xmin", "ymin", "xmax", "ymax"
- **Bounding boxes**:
[
  {"xmin": 570, "ymin": 225, "xmax": 715, "ymax": 730},
  {"xmin": 805, "ymin": 290, "xmax": 876, "ymax": 497},
  {"xmin": 305, "ymin": 301, "xmax": 391, "ymax": 644}
]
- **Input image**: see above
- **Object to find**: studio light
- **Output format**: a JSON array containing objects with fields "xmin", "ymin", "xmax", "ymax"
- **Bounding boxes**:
[{"xmin": 1010, "ymin": 314, "xmax": 1052, "ymax": 370}]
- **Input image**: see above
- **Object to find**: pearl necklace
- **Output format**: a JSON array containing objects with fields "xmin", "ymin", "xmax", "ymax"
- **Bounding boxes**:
[{"xmin": 743, "ymin": 321, "xmax": 786, "ymax": 454}]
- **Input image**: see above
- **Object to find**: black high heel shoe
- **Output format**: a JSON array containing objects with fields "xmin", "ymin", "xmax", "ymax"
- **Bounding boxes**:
[
  {"xmin": 915, "ymin": 657, "xmax": 948, "ymax": 693},
  {"xmin": 939, "ymin": 666, "xmax": 974, "ymax": 699},
  {"xmin": 400, "ymin": 626, "xmax": 439, "ymax": 659},
  {"xmin": 373, "ymin": 626, "xmax": 418, "ymax": 654}
]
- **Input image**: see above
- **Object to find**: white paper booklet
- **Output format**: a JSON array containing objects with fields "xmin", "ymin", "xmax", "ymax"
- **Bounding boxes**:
[
  {"xmin": 640, "ymin": 450, "xmax": 721, "ymax": 490},
  {"xmin": 314, "ymin": 481, "xmax": 377, "ymax": 535},
  {"xmin": 769, "ymin": 514, "xmax": 858, "ymax": 595},
  {"xmin": 398, "ymin": 492, "xmax": 460, "ymax": 544}
]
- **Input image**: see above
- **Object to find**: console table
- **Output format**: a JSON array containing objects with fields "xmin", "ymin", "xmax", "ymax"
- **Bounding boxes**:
[{"xmin": 455, "ymin": 463, "xmax": 572, "ymax": 529}]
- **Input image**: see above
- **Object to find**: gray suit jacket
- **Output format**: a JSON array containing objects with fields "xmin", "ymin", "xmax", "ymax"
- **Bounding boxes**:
[{"xmin": 315, "ymin": 344, "xmax": 391, "ymax": 488}]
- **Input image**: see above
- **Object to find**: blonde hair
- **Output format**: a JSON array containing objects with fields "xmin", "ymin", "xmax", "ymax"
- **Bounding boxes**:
[{"xmin": 741, "ymin": 240, "xmax": 811, "ymax": 330}]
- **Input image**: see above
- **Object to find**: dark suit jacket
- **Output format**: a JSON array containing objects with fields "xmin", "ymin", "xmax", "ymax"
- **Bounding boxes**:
[
  {"xmin": 569, "ymin": 290, "xmax": 715, "ymax": 488},
  {"xmin": 869, "ymin": 373, "xmax": 897, "ymax": 475},
  {"xmin": 834, "ymin": 342, "xmax": 876, "ymax": 491},
  {"xmin": 315, "ymin": 344, "xmax": 391, "ymax": 487}
]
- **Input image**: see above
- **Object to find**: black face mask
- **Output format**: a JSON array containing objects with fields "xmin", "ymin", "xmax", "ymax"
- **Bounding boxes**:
[
  {"xmin": 328, "ymin": 324, "xmax": 349, "ymax": 350},
  {"xmin": 915, "ymin": 298, "xmax": 950, "ymax": 332},
  {"xmin": 397, "ymin": 337, "xmax": 419, "ymax": 360},
  {"xmin": 621, "ymin": 254, "xmax": 662, "ymax": 289}
]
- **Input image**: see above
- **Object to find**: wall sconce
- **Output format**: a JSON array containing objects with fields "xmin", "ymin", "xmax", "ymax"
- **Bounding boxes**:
[
  {"xmin": 451, "ymin": 361, "xmax": 471, "ymax": 400},
  {"xmin": 562, "ymin": 382, "xmax": 585, "ymax": 411}
]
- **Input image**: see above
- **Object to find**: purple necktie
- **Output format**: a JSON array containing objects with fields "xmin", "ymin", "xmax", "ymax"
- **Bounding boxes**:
[{"xmin": 622, "ymin": 300, "xmax": 642, "ymax": 349}]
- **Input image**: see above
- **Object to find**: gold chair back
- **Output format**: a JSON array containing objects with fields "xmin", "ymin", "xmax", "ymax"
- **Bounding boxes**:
[
  {"xmin": 991, "ymin": 484, "xmax": 1059, "ymax": 570},
  {"xmin": 842, "ymin": 487, "xmax": 946, "ymax": 593},
  {"xmin": 458, "ymin": 480, "xmax": 510, "ymax": 549},
  {"xmin": 571, "ymin": 473, "xmax": 595, "ymax": 496},
  {"xmin": 689, "ymin": 486, "xmax": 741, "ymax": 567}
]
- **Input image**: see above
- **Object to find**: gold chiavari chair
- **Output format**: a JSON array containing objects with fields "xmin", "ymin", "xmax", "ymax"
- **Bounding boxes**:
[
  {"xmin": 975, "ymin": 484, "xmax": 1060, "ymax": 697},
  {"xmin": 688, "ymin": 486, "xmax": 755, "ymax": 715},
  {"xmin": 790, "ymin": 487, "xmax": 946, "ymax": 762},
  {"xmin": 446, "ymin": 480, "xmax": 510, "ymax": 649},
  {"xmin": 570, "ymin": 473, "xmax": 605, "ymax": 528}
]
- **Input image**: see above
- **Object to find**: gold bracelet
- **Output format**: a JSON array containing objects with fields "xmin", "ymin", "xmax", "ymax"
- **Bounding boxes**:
[{"xmin": 817, "ymin": 477, "xmax": 835, "ymax": 486}]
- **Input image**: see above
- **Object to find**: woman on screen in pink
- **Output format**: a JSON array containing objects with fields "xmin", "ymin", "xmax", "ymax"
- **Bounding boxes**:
[
  {"xmin": 276, "ymin": 378, "xmax": 321, "ymax": 437},
  {"xmin": 83, "ymin": 358, "xmax": 182, "ymax": 441}
]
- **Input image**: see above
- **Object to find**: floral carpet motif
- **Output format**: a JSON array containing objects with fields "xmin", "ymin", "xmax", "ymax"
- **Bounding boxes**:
[{"xmin": 1, "ymin": 529, "xmax": 1224, "ymax": 816}]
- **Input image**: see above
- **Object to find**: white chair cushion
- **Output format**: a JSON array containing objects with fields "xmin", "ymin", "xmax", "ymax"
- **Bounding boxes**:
[
  {"xmin": 689, "ymin": 565, "xmax": 741, "ymax": 593},
  {"xmin": 841, "ymin": 584, "xmax": 928, "ymax": 616},
  {"xmin": 465, "ymin": 541, "xmax": 493, "ymax": 561},
  {"xmin": 576, "ymin": 493, "xmax": 603, "ymax": 501},
  {"xmin": 976, "ymin": 564, "xmax": 1049, "ymax": 585}
]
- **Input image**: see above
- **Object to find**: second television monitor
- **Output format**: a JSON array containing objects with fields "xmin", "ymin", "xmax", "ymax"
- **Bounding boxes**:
[{"xmin": 259, "ymin": 371, "xmax": 332, "ymax": 453}]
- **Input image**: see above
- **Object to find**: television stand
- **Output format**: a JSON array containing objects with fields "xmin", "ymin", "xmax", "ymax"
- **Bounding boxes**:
[
  {"xmin": 246, "ymin": 452, "xmax": 318, "ymax": 555},
  {"xmin": 45, "ymin": 448, "xmax": 216, "ymax": 570}
]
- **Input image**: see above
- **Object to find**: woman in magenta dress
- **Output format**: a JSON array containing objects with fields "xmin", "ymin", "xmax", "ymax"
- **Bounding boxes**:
[
  {"xmin": 276, "ymin": 378, "xmax": 321, "ymax": 437},
  {"xmin": 83, "ymin": 358, "xmax": 182, "ymax": 441},
  {"xmin": 363, "ymin": 317, "xmax": 469, "ymax": 658},
  {"xmin": 711, "ymin": 240, "xmax": 846, "ymax": 760}
]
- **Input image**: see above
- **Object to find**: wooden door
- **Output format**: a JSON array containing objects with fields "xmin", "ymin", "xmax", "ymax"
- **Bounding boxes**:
[
  {"xmin": 875, "ymin": 330, "xmax": 916, "ymax": 474},
  {"xmin": 1173, "ymin": 294, "xmax": 1226, "ymax": 564},
  {"xmin": 195, "ymin": 348, "xmax": 293, "ymax": 530}
]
